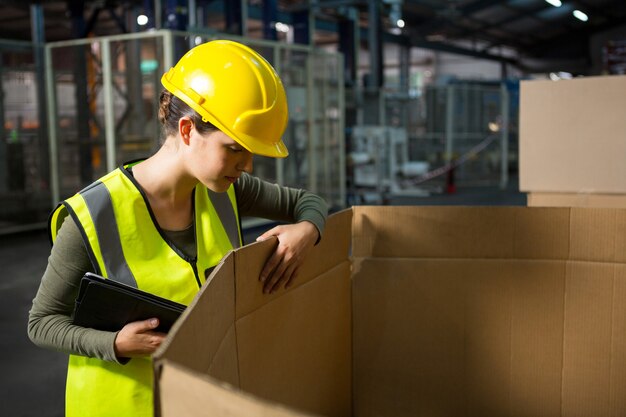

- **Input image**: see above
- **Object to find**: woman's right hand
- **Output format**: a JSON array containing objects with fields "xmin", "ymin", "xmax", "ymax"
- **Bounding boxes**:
[{"xmin": 114, "ymin": 318, "xmax": 166, "ymax": 358}]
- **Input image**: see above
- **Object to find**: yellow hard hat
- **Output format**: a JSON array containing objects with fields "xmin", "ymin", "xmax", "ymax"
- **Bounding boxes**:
[{"xmin": 161, "ymin": 40, "xmax": 289, "ymax": 158}]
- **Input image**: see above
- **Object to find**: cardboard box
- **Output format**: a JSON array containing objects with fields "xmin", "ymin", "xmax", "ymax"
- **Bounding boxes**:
[
  {"xmin": 528, "ymin": 192, "xmax": 626, "ymax": 208},
  {"xmin": 519, "ymin": 75, "xmax": 626, "ymax": 194},
  {"xmin": 154, "ymin": 206, "xmax": 626, "ymax": 417}
]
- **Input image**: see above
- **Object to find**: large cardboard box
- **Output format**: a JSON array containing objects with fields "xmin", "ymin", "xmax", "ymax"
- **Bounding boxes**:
[
  {"xmin": 519, "ymin": 75, "xmax": 626, "ymax": 195},
  {"xmin": 154, "ymin": 206, "xmax": 626, "ymax": 417}
]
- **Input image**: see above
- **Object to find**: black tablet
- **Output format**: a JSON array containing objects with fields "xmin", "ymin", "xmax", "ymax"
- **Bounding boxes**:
[{"xmin": 72, "ymin": 272, "xmax": 186, "ymax": 333}]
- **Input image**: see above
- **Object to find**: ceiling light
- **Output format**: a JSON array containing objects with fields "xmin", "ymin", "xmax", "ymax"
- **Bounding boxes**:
[
  {"xmin": 275, "ymin": 22, "xmax": 290, "ymax": 33},
  {"xmin": 137, "ymin": 14, "xmax": 148, "ymax": 26},
  {"xmin": 573, "ymin": 10, "xmax": 588, "ymax": 22},
  {"xmin": 544, "ymin": 0, "xmax": 562, "ymax": 7},
  {"xmin": 397, "ymin": 19, "xmax": 405, "ymax": 28}
]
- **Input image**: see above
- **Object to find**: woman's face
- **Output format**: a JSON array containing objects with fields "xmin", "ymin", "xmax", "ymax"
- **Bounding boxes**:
[{"xmin": 185, "ymin": 126, "xmax": 253, "ymax": 193}]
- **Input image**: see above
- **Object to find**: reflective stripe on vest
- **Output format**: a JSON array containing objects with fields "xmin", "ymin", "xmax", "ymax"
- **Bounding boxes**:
[
  {"xmin": 49, "ymin": 165, "xmax": 242, "ymax": 417},
  {"xmin": 208, "ymin": 189, "xmax": 241, "ymax": 251},
  {"xmin": 81, "ymin": 181, "xmax": 137, "ymax": 286}
]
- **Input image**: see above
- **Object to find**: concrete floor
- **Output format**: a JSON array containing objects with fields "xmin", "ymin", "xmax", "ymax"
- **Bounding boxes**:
[
  {"xmin": 1, "ymin": 228, "xmax": 65, "ymax": 417},
  {"xmin": 1, "ymin": 181, "xmax": 525, "ymax": 417}
]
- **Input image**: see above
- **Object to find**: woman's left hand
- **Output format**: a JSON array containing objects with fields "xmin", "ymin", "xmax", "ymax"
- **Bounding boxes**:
[{"xmin": 256, "ymin": 221, "xmax": 319, "ymax": 294}]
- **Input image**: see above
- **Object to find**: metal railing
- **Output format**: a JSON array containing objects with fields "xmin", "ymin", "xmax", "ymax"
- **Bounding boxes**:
[{"xmin": 44, "ymin": 30, "xmax": 345, "ymax": 216}]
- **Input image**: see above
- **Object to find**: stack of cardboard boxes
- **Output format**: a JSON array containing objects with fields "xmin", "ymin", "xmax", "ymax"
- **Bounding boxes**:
[{"xmin": 520, "ymin": 75, "xmax": 626, "ymax": 207}]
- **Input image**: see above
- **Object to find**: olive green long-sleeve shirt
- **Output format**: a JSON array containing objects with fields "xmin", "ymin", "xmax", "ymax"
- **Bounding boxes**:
[{"xmin": 28, "ymin": 172, "xmax": 328, "ymax": 363}]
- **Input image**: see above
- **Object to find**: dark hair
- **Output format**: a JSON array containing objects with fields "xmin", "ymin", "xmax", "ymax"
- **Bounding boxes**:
[{"xmin": 158, "ymin": 90, "xmax": 218, "ymax": 139}]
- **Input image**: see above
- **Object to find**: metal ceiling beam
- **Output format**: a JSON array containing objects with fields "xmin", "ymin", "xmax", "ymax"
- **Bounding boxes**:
[
  {"xmin": 283, "ymin": 1, "xmax": 521, "ymax": 65},
  {"xmin": 528, "ymin": 14, "xmax": 626, "ymax": 58},
  {"xmin": 406, "ymin": 12, "xmax": 530, "ymax": 57},
  {"xmin": 408, "ymin": 0, "xmax": 504, "ymax": 36},
  {"xmin": 454, "ymin": 2, "xmax": 555, "ymax": 54},
  {"xmin": 459, "ymin": 0, "xmax": 507, "ymax": 15},
  {"xmin": 280, "ymin": 3, "xmax": 520, "ymax": 66},
  {"xmin": 400, "ymin": 31, "xmax": 517, "ymax": 65}
]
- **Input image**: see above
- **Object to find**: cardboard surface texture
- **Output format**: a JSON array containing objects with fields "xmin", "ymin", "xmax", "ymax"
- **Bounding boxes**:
[
  {"xmin": 155, "ymin": 206, "xmax": 626, "ymax": 417},
  {"xmin": 528, "ymin": 192, "xmax": 626, "ymax": 208},
  {"xmin": 519, "ymin": 75, "xmax": 626, "ymax": 194}
]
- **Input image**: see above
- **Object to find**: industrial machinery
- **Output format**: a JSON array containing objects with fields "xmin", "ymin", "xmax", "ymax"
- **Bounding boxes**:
[{"xmin": 349, "ymin": 125, "xmax": 430, "ymax": 204}]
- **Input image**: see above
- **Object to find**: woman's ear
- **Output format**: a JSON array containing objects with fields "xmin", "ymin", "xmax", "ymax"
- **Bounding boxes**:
[{"xmin": 178, "ymin": 117, "xmax": 193, "ymax": 146}]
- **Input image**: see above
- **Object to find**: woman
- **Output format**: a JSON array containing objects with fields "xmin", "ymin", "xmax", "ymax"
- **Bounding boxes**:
[{"xmin": 28, "ymin": 40, "xmax": 327, "ymax": 417}]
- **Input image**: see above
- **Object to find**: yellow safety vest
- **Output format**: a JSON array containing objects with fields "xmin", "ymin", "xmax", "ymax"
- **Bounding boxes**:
[{"xmin": 48, "ymin": 163, "xmax": 242, "ymax": 417}]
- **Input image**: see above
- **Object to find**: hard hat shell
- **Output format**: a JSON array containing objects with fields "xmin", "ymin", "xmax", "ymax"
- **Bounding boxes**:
[{"xmin": 161, "ymin": 40, "xmax": 289, "ymax": 158}]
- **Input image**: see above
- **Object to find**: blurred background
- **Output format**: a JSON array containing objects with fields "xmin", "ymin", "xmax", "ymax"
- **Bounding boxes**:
[{"xmin": 1, "ymin": 0, "xmax": 625, "ymax": 415}]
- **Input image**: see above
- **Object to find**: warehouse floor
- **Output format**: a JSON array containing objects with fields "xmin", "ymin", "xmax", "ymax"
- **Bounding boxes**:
[{"xmin": 1, "ymin": 180, "xmax": 525, "ymax": 417}]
